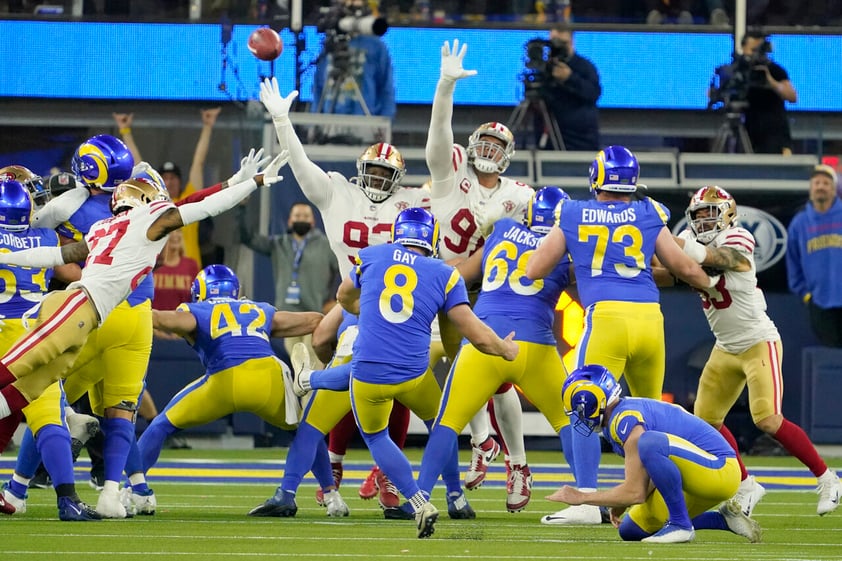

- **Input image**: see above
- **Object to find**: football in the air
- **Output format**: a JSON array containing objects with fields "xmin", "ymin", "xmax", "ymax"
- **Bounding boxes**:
[{"xmin": 248, "ymin": 27, "xmax": 283, "ymax": 61}]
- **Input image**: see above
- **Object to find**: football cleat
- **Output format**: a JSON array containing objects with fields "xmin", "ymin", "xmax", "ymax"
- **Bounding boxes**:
[
  {"xmin": 733, "ymin": 475, "xmax": 766, "ymax": 516},
  {"xmin": 96, "ymin": 488, "xmax": 128, "ymax": 519},
  {"xmin": 540, "ymin": 504, "xmax": 603, "ymax": 525},
  {"xmin": 290, "ymin": 342, "xmax": 314, "ymax": 398},
  {"xmin": 359, "ymin": 466, "xmax": 380, "ymax": 500},
  {"xmin": 446, "ymin": 490, "xmax": 476, "ymax": 520},
  {"xmin": 58, "ymin": 496, "xmax": 101, "ymax": 521},
  {"xmin": 641, "ymin": 522, "xmax": 696, "ymax": 544},
  {"xmin": 384, "ymin": 502, "xmax": 415, "ymax": 520},
  {"xmin": 0, "ymin": 489, "xmax": 16, "ymax": 515},
  {"xmin": 89, "ymin": 473, "xmax": 105, "ymax": 492},
  {"xmin": 415, "ymin": 501, "xmax": 439, "ymax": 539},
  {"xmin": 465, "ymin": 436, "xmax": 501, "ymax": 490},
  {"xmin": 315, "ymin": 462, "xmax": 343, "ymax": 507},
  {"xmin": 3, "ymin": 482, "xmax": 26, "ymax": 514},
  {"xmin": 377, "ymin": 471, "xmax": 400, "ymax": 509},
  {"xmin": 323, "ymin": 490, "xmax": 350, "ymax": 518},
  {"xmin": 248, "ymin": 487, "xmax": 298, "ymax": 517},
  {"xmin": 719, "ymin": 498, "xmax": 761, "ymax": 543},
  {"xmin": 506, "ymin": 464, "xmax": 532, "ymax": 513},
  {"xmin": 28, "ymin": 468, "xmax": 51, "ymax": 489},
  {"xmin": 817, "ymin": 469, "xmax": 841, "ymax": 516},
  {"xmin": 120, "ymin": 487, "xmax": 156, "ymax": 516},
  {"xmin": 66, "ymin": 409, "xmax": 100, "ymax": 461}
]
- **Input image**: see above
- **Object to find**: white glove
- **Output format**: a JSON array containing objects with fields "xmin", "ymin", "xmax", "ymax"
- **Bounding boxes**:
[
  {"xmin": 230, "ymin": 148, "xmax": 271, "ymax": 186},
  {"xmin": 440, "ymin": 39, "xmax": 477, "ymax": 83},
  {"xmin": 259, "ymin": 77, "xmax": 299, "ymax": 125},
  {"xmin": 471, "ymin": 200, "xmax": 504, "ymax": 237},
  {"xmin": 260, "ymin": 150, "xmax": 289, "ymax": 187}
]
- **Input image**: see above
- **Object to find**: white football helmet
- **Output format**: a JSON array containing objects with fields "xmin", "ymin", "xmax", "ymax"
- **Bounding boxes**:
[
  {"xmin": 686, "ymin": 185, "xmax": 738, "ymax": 244},
  {"xmin": 467, "ymin": 122, "xmax": 515, "ymax": 174}
]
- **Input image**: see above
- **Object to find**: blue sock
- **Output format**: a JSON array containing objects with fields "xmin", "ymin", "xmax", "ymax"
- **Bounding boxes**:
[
  {"xmin": 102, "ymin": 417, "xmax": 135, "ymax": 484},
  {"xmin": 281, "ymin": 422, "xmax": 325, "ymax": 494},
  {"xmin": 35, "ymin": 424, "xmax": 75, "ymax": 487},
  {"xmin": 137, "ymin": 415, "xmax": 178, "ymax": 473},
  {"xmin": 14, "ymin": 427, "xmax": 41, "ymax": 479},
  {"xmin": 310, "ymin": 363, "xmax": 352, "ymax": 391},
  {"xmin": 124, "ymin": 440, "xmax": 149, "ymax": 493},
  {"xmin": 311, "ymin": 436, "xmax": 335, "ymax": 490},
  {"xmin": 418, "ymin": 423, "xmax": 459, "ymax": 495},
  {"xmin": 360, "ymin": 427, "xmax": 419, "ymax": 500},
  {"xmin": 618, "ymin": 515, "xmax": 650, "ymax": 541},
  {"xmin": 571, "ymin": 428, "xmax": 601, "ymax": 489},
  {"xmin": 637, "ymin": 431, "xmax": 692, "ymax": 529},
  {"xmin": 692, "ymin": 511, "xmax": 728, "ymax": 531},
  {"xmin": 560, "ymin": 425, "xmax": 576, "ymax": 483}
]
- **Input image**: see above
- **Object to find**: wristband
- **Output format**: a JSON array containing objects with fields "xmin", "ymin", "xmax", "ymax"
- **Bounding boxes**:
[
  {"xmin": 682, "ymin": 238, "xmax": 708, "ymax": 264},
  {"xmin": 119, "ymin": 127, "xmax": 131, "ymax": 135}
]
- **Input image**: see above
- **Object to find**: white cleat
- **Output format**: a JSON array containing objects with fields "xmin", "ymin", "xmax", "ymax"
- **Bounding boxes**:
[
  {"xmin": 719, "ymin": 498, "xmax": 762, "ymax": 543},
  {"xmin": 540, "ymin": 504, "xmax": 602, "ymax": 525},
  {"xmin": 120, "ymin": 487, "xmax": 156, "ymax": 516},
  {"xmin": 97, "ymin": 488, "xmax": 128, "ymax": 519},
  {"xmin": 2, "ymin": 488, "xmax": 25, "ymax": 515},
  {"xmin": 733, "ymin": 475, "xmax": 766, "ymax": 516},
  {"xmin": 642, "ymin": 523, "xmax": 696, "ymax": 543},
  {"xmin": 465, "ymin": 436, "xmax": 501, "ymax": 490},
  {"xmin": 290, "ymin": 342, "xmax": 314, "ymax": 397},
  {"xmin": 817, "ymin": 469, "xmax": 841, "ymax": 516},
  {"xmin": 323, "ymin": 490, "xmax": 350, "ymax": 518},
  {"xmin": 415, "ymin": 501, "xmax": 439, "ymax": 539}
]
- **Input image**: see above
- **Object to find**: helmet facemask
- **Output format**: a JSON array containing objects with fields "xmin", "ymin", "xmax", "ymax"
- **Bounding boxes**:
[
  {"xmin": 686, "ymin": 186, "xmax": 737, "ymax": 245},
  {"xmin": 356, "ymin": 143, "xmax": 406, "ymax": 203},
  {"xmin": 467, "ymin": 123, "xmax": 515, "ymax": 174}
]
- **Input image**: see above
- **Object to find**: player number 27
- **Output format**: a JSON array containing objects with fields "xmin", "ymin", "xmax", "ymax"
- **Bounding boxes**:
[
  {"xmin": 578, "ymin": 224, "xmax": 645, "ymax": 278},
  {"xmin": 210, "ymin": 303, "xmax": 268, "ymax": 340}
]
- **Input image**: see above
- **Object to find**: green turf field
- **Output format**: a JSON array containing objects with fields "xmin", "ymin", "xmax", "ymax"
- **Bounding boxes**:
[{"xmin": 2, "ymin": 448, "xmax": 840, "ymax": 560}]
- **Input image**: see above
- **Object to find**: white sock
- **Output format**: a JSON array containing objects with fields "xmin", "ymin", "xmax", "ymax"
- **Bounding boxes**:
[
  {"xmin": 493, "ymin": 386, "xmax": 526, "ymax": 465},
  {"xmin": 468, "ymin": 406, "xmax": 490, "ymax": 447},
  {"xmin": 128, "ymin": 473, "xmax": 146, "ymax": 487},
  {"xmin": 328, "ymin": 452, "xmax": 345, "ymax": 464},
  {"xmin": 12, "ymin": 473, "xmax": 30, "ymax": 487},
  {"xmin": 103, "ymin": 480, "xmax": 120, "ymax": 493}
]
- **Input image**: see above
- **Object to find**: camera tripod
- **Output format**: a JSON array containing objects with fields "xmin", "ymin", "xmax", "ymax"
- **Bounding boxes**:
[
  {"xmin": 310, "ymin": 42, "xmax": 373, "ymax": 144},
  {"xmin": 509, "ymin": 92, "xmax": 565, "ymax": 151},
  {"xmin": 711, "ymin": 103, "xmax": 753, "ymax": 154}
]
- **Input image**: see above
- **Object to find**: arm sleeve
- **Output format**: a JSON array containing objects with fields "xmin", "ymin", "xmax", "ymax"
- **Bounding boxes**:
[
  {"xmin": 177, "ymin": 178, "xmax": 257, "ymax": 226},
  {"xmin": 0, "ymin": 246, "xmax": 65, "ymax": 268},
  {"xmin": 175, "ymin": 183, "xmax": 223, "ymax": 206},
  {"xmin": 272, "ymin": 121, "xmax": 333, "ymax": 208},
  {"xmin": 31, "ymin": 188, "xmax": 90, "ymax": 229},
  {"xmin": 425, "ymin": 78, "xmax": 458, "ymax": 193}
]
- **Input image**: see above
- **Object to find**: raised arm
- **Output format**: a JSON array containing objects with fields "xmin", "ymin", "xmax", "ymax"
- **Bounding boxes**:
[
  {"xmin": 445, "ymin": 303, "xmax": 518, "ymax": 361},
  {"xmin": 426, "ymin": 40, "xmax": 476, "ymax": 196},
  {"xmin": 270, "ymin": 311, "xmax": 324, "ymax": 338},
  {"xmin": 113, "ymin": 112, "xmax": 142, "ymax": 162},
  {"xmin": 259, "ymin": 77, "xmax": 333, "ymax": 208},
  {"xmin": 188, "ymin": 107, "xmax": 222, "ymax": 191},
  {"xmin": 151, "ymin": 309, "xmax": 198, "ymax": 338}
]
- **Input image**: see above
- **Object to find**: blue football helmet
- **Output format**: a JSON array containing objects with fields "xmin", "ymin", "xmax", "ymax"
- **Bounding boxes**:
[
  {"xmin": 525, "ymin": 186, "xmax": 569, "ymax": 235},
  {"xmin": 72, "ymin": 134, "xmax": 134, "ymax": 191},
  {"xmin": 130, "ymin": 161, "xmax": 166, "ymax": 191},
  {"xmin": 589, "ymin": 145, "xmax": 639, "ymax": 194},
  {"xmin": 391, "ymin": 207, "xmax": 439, "ymax": 256},
  {"xmin": 0, "ymin": 179, "xmax": 33, "ymax": 232},
  {"xmin": 561, "ymin": 365, "xmax": 623, "ymax": 436},
  {"xmin": 0, "ymin": 165, "xmax": 49, "ymax": 209},
  {"xmin": 191, "ymin": 264, "xmax": 240, "ymax": 302}
]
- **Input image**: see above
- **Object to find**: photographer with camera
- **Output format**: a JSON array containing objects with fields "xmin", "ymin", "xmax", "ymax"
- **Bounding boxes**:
[
  {"xmin": 708, "ymin": 32, "xmax": 797, "ymax": 155},
  {"xmin": 526, "ymin": 24, "xmax": 601, "ymax": 152},
  {"xmin": 312, "ymin": 0, "xmax": 395, "ymax": 143}
]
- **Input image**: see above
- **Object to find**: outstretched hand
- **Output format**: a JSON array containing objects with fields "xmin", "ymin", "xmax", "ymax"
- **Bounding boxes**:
[
  {"xmin": 440, "ymin": 39, "xmax": 478, "ymax": 83},
  {"xmin": 259, "ymin": 77, "xmax": 298, "ymax": 122},
  {"xmin": 232, "ymin": 148, "xmax": 271, "ymax": 185},
  {"xmin": 470, "ymin": 200, "xmax": 505, "ymax": 237},
  {"xmin": 260, "ymin": 150, "xmax": 289, "ymax": 187}
]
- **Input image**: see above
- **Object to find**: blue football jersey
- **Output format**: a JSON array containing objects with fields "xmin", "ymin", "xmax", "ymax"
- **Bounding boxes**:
[
  {"xmin": 558, "ymin": 197, "xmax": 670, "ymax": 309},
  {"xmin": 58, "ymin": 192, "xmax": 153, "ymax": 304},
  {"xmin": 351, "ymin": 243, "xmax": 469, "ymax": 382},
  {"xmin": 0, "ymin": 227, "xmax": 58, "ymax": 318},
  {"xmin": 604, "ymin": 397, "xmax": 735, "ymax": 459},
  {"xmin": 473, "ymin": 218, "xmax": 570, "ymax": 345},
  {"xmin": 180, "ymin": 297, "xmax": 277, "ymax": 375}
]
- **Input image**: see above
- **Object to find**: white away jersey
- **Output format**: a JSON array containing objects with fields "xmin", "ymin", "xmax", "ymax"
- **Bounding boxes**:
[
  {"xmin": 432, "ymin": 144, "xmax": 534, "ymax": 262},
  {"xmin": 693, "ymin": 226, "xmax": 779, "ymax": 353},
  {"xmin": 317, "ymin": 173, "xmax": 430, "ymax": 278},
  {"xmin": 69, "ymin": 201, "xmax": 171, "ymax": 322}
]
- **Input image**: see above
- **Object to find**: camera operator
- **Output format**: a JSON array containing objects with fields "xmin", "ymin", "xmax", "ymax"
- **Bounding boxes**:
[
  {"xmin": 312, "ymin": 0, "xmax": 395, "ymax": 143},
  {"xmin": 534, "ymin": 24, "xmax": 601, "ymax": 152},
  {"xmin": 709, "ymin": 32, "xmax": 797, "ymax": 155}
]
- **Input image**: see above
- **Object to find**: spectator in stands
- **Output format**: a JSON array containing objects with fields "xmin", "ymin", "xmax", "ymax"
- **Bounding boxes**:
[
  {"xmin": 152, "ymin": 230, "xmax": 200, "ymax": 340},
  {"xmin": 114, "ymin": 107, "xmax": 222, "ymax": 266},
  {"xmin": 645, "ymin": 0, "xmax": 693, "ymax": 24},
  {"xmin": 786, "ymin": 164, "xmax": 842, "ymax": 347},
  {"xmin": 703, "ymin": 0, "xmax": 769, "ymax": 26},
  {"xmin": 238, "ymin": 201, "xmax": 339, "ymax": 362},
  {"xmin": 536, "ymin": 23, "xmax": 601, "ymax": 151}
]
